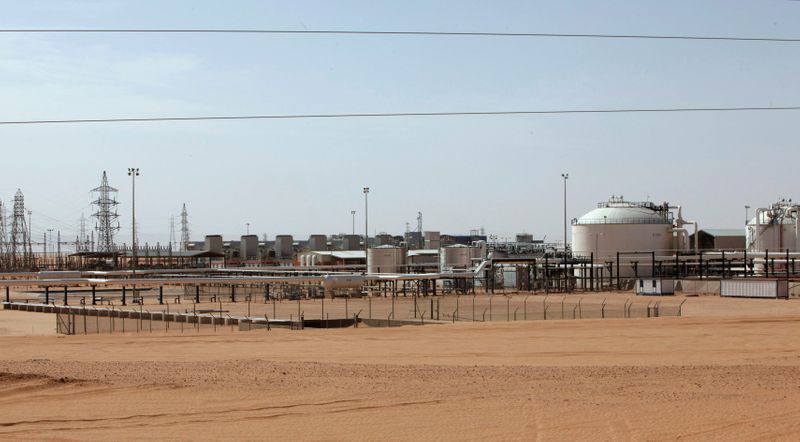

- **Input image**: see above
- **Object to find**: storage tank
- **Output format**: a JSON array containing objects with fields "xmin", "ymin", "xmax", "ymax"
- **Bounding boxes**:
[
  {"xmin": 273, "ymin": 235, "xmax": 294, "ymax": 259},
  {"xmin": 746, "ymin": 199, "xmax": 799, "ymax": 252},
  {"xmin": 367, "ymin": 245, "xmax": 407, "ymax": 274},
  {"xmin": 571, "ymin": 196, "xmax": 691, "ymax": 277},
  {"xmin": 440, "ymin": 245, "xmax": 474, "ymax": 271},
  {"xmin": 307, "ymin": 234, "xmax": 327, "ymax": 251},
  {"xmin": 516, "ymin": 233, "xmax": 534, "ymax": 243},
  {"xmin": 375, "ymin": 233, "xmax": 394, "ymax": 246},
  {"xmin": 204, "ymin": 235, "xmax": 223, "ymax": 254},
  {"xmin": 240, "ymin": 235, "xmax": 259, "ymax": 260},
  {"xmin": 424, "ymin": 231, "xmax": 441, "ymax": 249},
  {"xmin": 341, "ymin": 234, "xmax": 361, "ymax": 250}
]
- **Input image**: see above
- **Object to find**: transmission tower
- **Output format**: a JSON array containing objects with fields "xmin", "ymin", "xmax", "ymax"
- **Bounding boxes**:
[
  {"xmin": 0, "ymin": 201, "xmax": 7, "ymax": 268},
  {"xmin": 180, "ymin": 203, "xmax": 190, "ymax": 251},
  {"xmin": 10, "ymin": 189, "xmax": 30, "ymax": 269},
  {"xmin": 91, "ymin": 171, "xmax": 120, "ymax": 253},
  {"xmin": 169, "ymin": 215, "xmax": 176, "ymax": 251},
  {"xmin": 77, "ymin": 213, "xmax": 88, "ymax": 252}
]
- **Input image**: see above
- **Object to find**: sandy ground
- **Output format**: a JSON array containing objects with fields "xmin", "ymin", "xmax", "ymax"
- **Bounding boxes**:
[
  {"xmin": 3, "ymin": 295, "xmax": 800, "ymax": 440},
  {"xmin": 0, "ymin": 311, "xmax": 56, "ymax": 336}
]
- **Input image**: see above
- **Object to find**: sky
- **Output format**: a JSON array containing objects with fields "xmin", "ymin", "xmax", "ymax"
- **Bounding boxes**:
[{"xmin": 0, "ymin": 0, "xmax": 798, "ymax": 248}]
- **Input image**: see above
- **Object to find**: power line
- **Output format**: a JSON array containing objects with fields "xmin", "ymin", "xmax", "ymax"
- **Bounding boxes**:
[
  {"xmin": 0, "ymin": 106, "xmax": 799, "ymax": 126},
  {"xmin": 1, "ymin": 28, "xmax": 800, "ymax": 43}
]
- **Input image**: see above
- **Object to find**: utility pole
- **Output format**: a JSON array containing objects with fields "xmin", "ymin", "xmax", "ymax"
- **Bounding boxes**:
[
  {"xmin": 562, "ymin": 173, "xmax": 569, "ymax": 251},
  {"xmin": 128, "ymin": 168, "xmax": 139, "ymax": 274},
  {"xmin": 363, "ymin": 187, "xmax": 369, "ymax": 272}
]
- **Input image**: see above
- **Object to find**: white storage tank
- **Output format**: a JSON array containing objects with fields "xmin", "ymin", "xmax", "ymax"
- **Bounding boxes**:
[
  {"xmin": 440, "ymin": 245, "xmax": 473, "ymax": 271},
  {"xmin": 746, "ymin": 199, "xmax": 799, "ymax": 252},
  {"xmin": 571, "ymin": 196, "xmax": 691, "ymax": 277},
  {"xmin": 274, "ymin": 235, "xmax": 294, "ymax": 259},
  {"xmin": 367, "ymin": 245, "xmax": 407, "ymax": 274},
  {"xmin": 307, "ymin": 234, "xmax": 327, "ymax": 251}
]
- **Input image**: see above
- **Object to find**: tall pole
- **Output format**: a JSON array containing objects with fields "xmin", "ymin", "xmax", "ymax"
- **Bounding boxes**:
[
  {"xmin": 351, "ymin": 210, "xmax": 356, "ymax": 235},
  {"xmin": 363, "ymin": 188, "xmax": 369, "ymax": 273},
  {"xmin": 128, "ymin": 168, "xmax": 139, "ymax": 275},
  {"xmin": 246, "ymin": 222, "xmax": 250, "ymax": 235},
  {"xmin": 563, "ymin": 174, "xmax": 568, "ymax": 252}
]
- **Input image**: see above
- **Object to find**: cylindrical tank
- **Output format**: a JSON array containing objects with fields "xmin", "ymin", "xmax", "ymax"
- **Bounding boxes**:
[
  {"xmin": 516, "ymin": 233, "xmax": 534, "ymax": 243},
  {"xmin": 240, "ymin": 235, "xmax": 259, "ymax": 260},
  {"xmin": 375, "ymin": 233, "xmax": 394, "ymax": 246},
  {"xmin": 307, "ymin": 234, "xmax": 327, "ymax": 251},
  {"xmin": 571, "ymin": 197, "xmax": 676, "ymax": 277},
  {"xmin": 341, "ymin": 234, "xmax": 361, "ymax": 250},
  {"xmin": 440, "ymin": 245, "xmax": 473, "ymax": 271},
  {"xmin": 367, "ymin": 246, "xmax": 407, "ymax": 274},
  {"xmin": 204, "ymin": 235, "xmax": 223, "ymax": 254},
  {"xmin": 746, "ymin": 200, "xmax": 800, "ymax": 252},
  {"xmin": 322, "ymin": 274, "xmax": 365, "ymax": 290},
  {"xmin": 423, "ymin": 231, "xmax": 441, "ymax": 249},
  {"xmin": 273, "ymin": 235, "xmax": 294, "ymax": 259}
]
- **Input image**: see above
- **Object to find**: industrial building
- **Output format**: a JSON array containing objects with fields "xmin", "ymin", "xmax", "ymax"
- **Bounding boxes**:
[{"xmin": 690, "ymin": 229, "xmax": 745, "ymax": 251}]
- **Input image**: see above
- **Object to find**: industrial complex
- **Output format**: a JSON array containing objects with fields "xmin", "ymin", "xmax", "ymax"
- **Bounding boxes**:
[{"xmin": 0, "ymin": 170, "xmax": 797, "ymax": 318}]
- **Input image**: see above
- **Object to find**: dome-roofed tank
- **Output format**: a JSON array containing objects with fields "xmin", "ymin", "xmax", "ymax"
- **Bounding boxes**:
[{"xmin": 572, "ymin": 195, "xmax": 694, "ymax": 277}]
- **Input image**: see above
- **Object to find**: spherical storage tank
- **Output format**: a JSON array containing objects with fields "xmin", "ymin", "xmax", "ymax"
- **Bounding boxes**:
[
  {"xmin": 571, "ymin": 196, "xmax": 688, "ymax": 277},
  {"xmin": 367, "ymin": 246, "xmax": 407, "ymax": 274}
]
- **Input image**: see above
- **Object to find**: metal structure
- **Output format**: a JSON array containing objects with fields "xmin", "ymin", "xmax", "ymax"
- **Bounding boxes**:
[
  {"xmin": 746, "ymin": 198, "xmax": 799, "ymax": 252},
  {"xmin": 0, "ymin": 201, "xmax": 7, "ymax": 266},
  {"xmin": 169, "ymin": 215, "xmax": 176, "ymax": 251},
  {"xmin": 561, "ymin": 173, "xmax": 569, "ymax": 251},
  {"xmin": 9, "ymin": 190, "xmax": 31, "ymax": 269},
  {"xmin": 127, "ymin": 168, "xmax": 139, "ymax": 272},
  {"xmin": 363, "ymin": 187, "xmax": 369, "ymax": 264},
  {"xmin": 180, "ymin": 203, "xmax": 190, "ymax": 251},
  {"xmin": 91, "ymin": 171, "xmax": 120, "ymax": 253}
]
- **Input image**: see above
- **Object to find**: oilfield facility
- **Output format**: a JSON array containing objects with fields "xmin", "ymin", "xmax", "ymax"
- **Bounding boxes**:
[{"xmin": 2, "ymin": 171, "xmax": 800, "ymax": 333}]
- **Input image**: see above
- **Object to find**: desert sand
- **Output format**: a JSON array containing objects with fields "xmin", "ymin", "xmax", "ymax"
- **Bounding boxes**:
[{"xmin": 2, "ymin": 295, "xmax": 800, "ymax": 440}]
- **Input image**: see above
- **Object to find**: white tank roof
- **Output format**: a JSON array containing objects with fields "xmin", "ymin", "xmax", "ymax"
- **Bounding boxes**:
[{"xmin": 576, "ymin": 197, "xmax": 671, "ymax": 225}]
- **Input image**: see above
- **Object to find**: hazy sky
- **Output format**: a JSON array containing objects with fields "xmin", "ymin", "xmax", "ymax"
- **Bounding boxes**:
[{"xmin": 1, "ymin": 0, "xmax": 798, "ymax": 247}]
